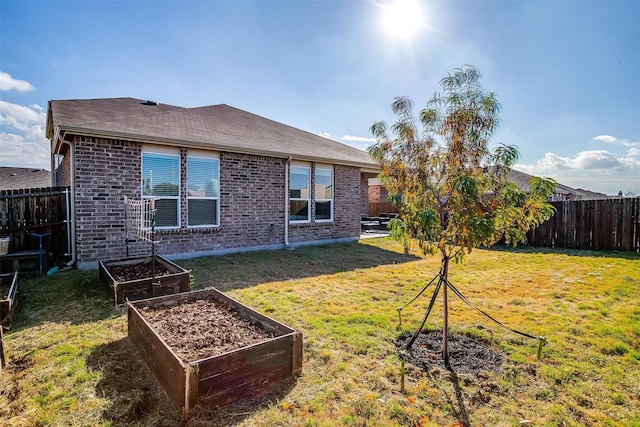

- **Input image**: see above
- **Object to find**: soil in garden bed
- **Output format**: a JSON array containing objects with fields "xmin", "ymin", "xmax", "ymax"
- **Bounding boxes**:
[
  {"xmin": 108, "ymin": 260, "xmax": 172, "ymax": 282},
  {"xmin": 0, "ymin": 275, "xmax": 14, "ymax": 300},
  {"xmin": 141, "ymin": 297, "xmax": 281, "ymax": 362},
  {"xmin": 396, "ymin": 331, "xmax": 504, "ymax": 376},
  {"xmin": 0, "ymin": 284, "xmax": 10, "ymax": 300}
]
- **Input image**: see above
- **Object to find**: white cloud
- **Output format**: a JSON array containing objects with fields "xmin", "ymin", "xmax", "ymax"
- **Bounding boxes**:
[
  {"xmin": 620, "ymin": 140, "xmax": 640, "ymax": 148},
  {"xmin": 341, "ymin": 135, "xmax": 377, "ymax": 143},
  {"xmin": 516, "ymin": 149, "xmax": 640, "ymax": 195},
  {"xmin": 593, "ymin": 134, "xmax": 640, "ymax": 148},
  {"xmin": 0, "ymin": 70, "xmax": 35, "ymax": 92},
  {"xmin": 0, "ymin": 100, "xmax": 49, "ymax": 169},
  {"xmin": 318, "ymin": 131, "xmax": 331, "ymax": 139},
  {"xmin": 593, "ymin": 134, "xmax": 617, "ymax": 143},
  {"xmin": 0, "ymin": 100, "xmax": 46, "ymax": 127},
  {"xmin": 628, "ymin": 147, "xmax": 640, "ymax": 157},
  {"xmin": 519, "ymin": 150, "xmax": 639, "ymax": 173}
]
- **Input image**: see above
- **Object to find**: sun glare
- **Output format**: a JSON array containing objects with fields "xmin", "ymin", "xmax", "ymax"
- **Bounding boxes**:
[{"xmin": 382, "ymin": 0, "xmax": 424, "ymax": 40}]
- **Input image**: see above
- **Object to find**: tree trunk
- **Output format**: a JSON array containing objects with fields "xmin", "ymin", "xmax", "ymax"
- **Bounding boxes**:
[{"xmin": 441, "ymin": 255, "xmax": 450, "ymax": 361}]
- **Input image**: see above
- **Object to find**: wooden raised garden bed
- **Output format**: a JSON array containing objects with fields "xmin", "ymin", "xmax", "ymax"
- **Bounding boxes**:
[
  {"xmin": 0, "ymin": 272, "xmax": 19, "ymax": 329},
  {"xmin": 127, "ymin": 287, "xmax": 303, "ymax": 417},
  {"xmin": 99, "ymin": 256, "xmax": 191, "ymax": 306}
]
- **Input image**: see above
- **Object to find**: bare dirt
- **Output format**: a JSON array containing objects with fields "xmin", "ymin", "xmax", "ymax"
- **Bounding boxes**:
[
  {"xmin": 396, "ymin": 330, "xmax": 504, "ymax": 376},
  {"xmin": 108, "ymin": 260, "xmax": 171, "ymax": 282},
  {"xmin": 140, "ymin": 297, "xmax": 280, "ymax": 362}
]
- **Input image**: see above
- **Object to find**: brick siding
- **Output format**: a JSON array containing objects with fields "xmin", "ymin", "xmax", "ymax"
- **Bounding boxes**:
[
  {"xmin": 68, "ymin": 136, "xmax": 363, "ymax": 266},
  {"xmin": 288, "ymin": 164, "xmax": 361, "ymax": 243},
  {"xmin": 368, "ymin": 184, "xmax": 388, "ymax": 204}
]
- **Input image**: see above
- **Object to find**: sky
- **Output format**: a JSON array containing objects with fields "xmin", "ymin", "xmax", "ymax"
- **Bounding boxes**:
[{"xmin": 1, "ymin": 0, "xmax": 639, "ymax": 196}]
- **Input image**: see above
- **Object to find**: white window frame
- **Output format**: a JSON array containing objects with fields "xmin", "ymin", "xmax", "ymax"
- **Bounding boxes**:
[
  {"xmin": 314, "ymin": 164, "xmax": 333, "ymax": 222},
  {"xmin": 141, "ymin": 146, "xmax": 181, "ymax": 229},
  {"xmin": 187, "ymin": 150, "xmax": 220, "ymax": 228},
  {"xmin": 289, "ymin": 162, "xmax": 311, "ymax": 223}
]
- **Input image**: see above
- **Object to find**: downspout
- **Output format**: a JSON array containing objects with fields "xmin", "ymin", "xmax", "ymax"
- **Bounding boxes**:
[
  {"xmin": 284, "ymin": 156, "xmax": 291, "ymax": 248},
  {"xmin": 55, "ymin": 132, "xmax": 77, "ymax": 267}
]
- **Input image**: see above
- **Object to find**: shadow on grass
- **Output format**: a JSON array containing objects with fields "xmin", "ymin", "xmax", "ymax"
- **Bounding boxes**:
[
  {"xmin": 87, "ymin": 337, "xmax": 297, "ymax": 427},
  {"xmin": 489, "ymin": 243, "xmax": 640, "ymax": 260},
  {"xmin": 181, "ymin": 240, "xmax": 420, "ymax": 292},
  {"xmin": 443, "ymin": 361, "xmax": 471, "ymax": 427},
  {"xmin": 10, "ymin": 269, "xmax": 116, "ymax": 331},
  {"xmin": 87, "ymin": 337, "xmax": 180, "ymax": 427}
]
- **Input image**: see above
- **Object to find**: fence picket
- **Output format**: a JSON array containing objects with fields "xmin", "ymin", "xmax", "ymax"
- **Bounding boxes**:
[
  {"xmin": 0, "ymin": 187, "xmax": 70, "ymax": 261},
  {"xmin": 527, "ymin": 198, "xmax": 639, "ymax": 253}
]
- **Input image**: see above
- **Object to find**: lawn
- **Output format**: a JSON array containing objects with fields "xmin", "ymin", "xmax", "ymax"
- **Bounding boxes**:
[{"xmin": 0, "ymin": 238, "xmax": 638, "ymax": 426}]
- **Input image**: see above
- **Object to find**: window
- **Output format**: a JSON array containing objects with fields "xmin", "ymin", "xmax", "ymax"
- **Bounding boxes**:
[
  {"xmin": 142, "ymin": 149, "xmax": 180, "ymax": 228},
  {"xmin": 290, "ymin": 164, "xmax": 310, "ymax": 222},
  {"xmin": 187, "ymin": 152, "xmax": 220, "ymax": 227},
  {"xmin": 315, "ymin": 165, "xmax": 333, "ymax": 221}
]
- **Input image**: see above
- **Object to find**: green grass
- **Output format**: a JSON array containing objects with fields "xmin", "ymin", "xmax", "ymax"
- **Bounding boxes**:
[{"xmin": 1, "ymin": 238, "xmax": 638, "ymax": 426}]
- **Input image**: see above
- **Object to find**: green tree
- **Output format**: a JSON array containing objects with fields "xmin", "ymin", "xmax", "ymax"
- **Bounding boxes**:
[{"xmin": 369, "ymin": 66, "xmax": 556, "ymax": 360}]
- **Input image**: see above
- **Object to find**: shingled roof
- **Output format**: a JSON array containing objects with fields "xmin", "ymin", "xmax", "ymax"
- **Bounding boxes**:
[
  {"xmin": 47, "ymin": 97, "xmax": 378, "ymax": 169},
  {"xmin": 0, "ymin": 167, "xmax": 51, "ymax": 190}
]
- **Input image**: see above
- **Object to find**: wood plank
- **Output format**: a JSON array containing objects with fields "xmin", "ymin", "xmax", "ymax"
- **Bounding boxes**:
[
  {"xmin": 199, "ymin": 366, "xmax": 293, "ymax": 408},
  {"xmin": 292, "ymin": 331, "xmax": 303, "ymax": 375},
  {"xmin": 0, "ymin": 326, "xmax": 5, "ymax": 372},
  {"xmin": 129, "ymin": 287, "xmax": 303, "ymax": 415},
  {"xmin": 127, "ymin": 303, "xmax": 187, "ymax": 411},
  {"xmin": 185, "ymin": 364, "xmax": 199, "ymax": 415},
  {"xmin": 0, "ymin": 272, "xmax": 18, "ymax": 328},
  {"xmin": 200, "ymin": 369, "xmax": 294, "ymax": 406},
  {"xmin": 100, "ymin": 256, "xmax": 191, "ymax": 305},
  {"xmin": 197, "ymin": 335, "xmax": 293, "ymax": 379},
  {"xmin": 621, "ymin": 198, "xmax": 632, "ymax": 251},
  {"xmin": 631, "ymin": 197, "xmax": 640, "ymax": 253}
]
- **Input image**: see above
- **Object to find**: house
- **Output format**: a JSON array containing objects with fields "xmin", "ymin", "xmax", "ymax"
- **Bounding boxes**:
[
  {"xmin": 46, "ymin": 98, "xmax": 379, "ymax": 269},
  {"xmin": 0, "ymin": 167, "xmax": 51, "ymax": 191},
  {"xmin": 504, "ymin": 169, "xmax": 612, "ymax": 201}
]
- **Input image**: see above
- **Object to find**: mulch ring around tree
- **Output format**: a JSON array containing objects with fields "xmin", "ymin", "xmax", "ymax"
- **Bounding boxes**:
[{"xmin": 395, "ymin": 331, "xmax": 504, "ymax": 376}]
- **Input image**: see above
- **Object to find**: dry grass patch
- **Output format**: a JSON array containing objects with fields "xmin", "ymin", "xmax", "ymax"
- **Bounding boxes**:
[{"xmin": 0, "ymin": 239, "xmax": 638, "ymax": 426}]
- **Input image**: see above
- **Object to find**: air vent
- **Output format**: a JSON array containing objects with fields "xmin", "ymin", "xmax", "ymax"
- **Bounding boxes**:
[{"xmin": 141, "ymin": 100, "xmax": 159, "ymax": 106}]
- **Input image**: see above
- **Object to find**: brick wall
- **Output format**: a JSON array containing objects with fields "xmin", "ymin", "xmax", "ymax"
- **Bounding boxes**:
[
  {"xmin": 73, "ymin": 136, "xmax": 141, "ymax": 263},
  {"xmin": 288, "ymin": 164, "xmax": 361, "ymax": 243},
  {"xmin": 368, "ymin": 184, "xmax": 388, "ymax": 203},
  {"xmin": 69, "ymin": 136, "xmax": 363, "ymax": 266},
  {"xmin": 360, "ymin": 174, "xmax": 370, "ymax": 214},
  {"xmin": 54, "ymin": 144, "xmax": 72, "ymax": 187}
]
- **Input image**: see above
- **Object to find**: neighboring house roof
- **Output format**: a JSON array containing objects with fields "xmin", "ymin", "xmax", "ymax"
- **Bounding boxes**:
[
  {"xmin": 0, "ymin": 167, "xmax": 51, "ymax": 190},
  {"xmin": 572, "ymin": 188, "xmax": 615, "ymax": 200},
  {"xmin": 508, "ymin": 169, "xmax": 613, "ymax": 200},
  {"xmin": 46, "ymin": 97, "xmax": 379, "ymax": 170},
  {"xmin": 507, "ymin": 169, "xmax": 578, "ymax": 196},
  {"xmin": 368, "ymin": 169, "xmax": 612, "ymax": 200}
]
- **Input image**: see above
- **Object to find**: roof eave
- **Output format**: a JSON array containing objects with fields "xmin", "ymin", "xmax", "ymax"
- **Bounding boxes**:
[{"xmin": 58, "ymin": 126, "xmax": 381, "ymax": 170}]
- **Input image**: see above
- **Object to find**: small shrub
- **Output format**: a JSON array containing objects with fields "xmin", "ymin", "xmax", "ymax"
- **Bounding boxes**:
[{"xmin": 611, "ymin": 392, "xmax": 626, "ymax": 405}]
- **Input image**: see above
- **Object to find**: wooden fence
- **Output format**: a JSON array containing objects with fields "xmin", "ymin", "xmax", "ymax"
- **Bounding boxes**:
[
  {"xmin": 528, "ymin": 198, "xmax": 640, "ymax": 252},
  {"xmin": 368, "ymin": 202, "xmax": 399, "ymax": 217},
  {"xmin": 0, "ymin": 187, "xmax": 70, "ymax": 260}
]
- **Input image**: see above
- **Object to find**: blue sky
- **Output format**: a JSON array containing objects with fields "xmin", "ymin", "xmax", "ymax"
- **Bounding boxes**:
[{"xmin": 1, "ymin": 0, "xmax": 638, "ymax": 195}]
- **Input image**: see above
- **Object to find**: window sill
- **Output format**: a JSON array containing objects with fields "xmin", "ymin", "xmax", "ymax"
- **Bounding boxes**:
[
  {"xmin": 289, "ymin": 221, "xmax": 333, "ymax": 228},
  {"xmin": 155, "ymin": 226, "xmax": 222, "ymax": 234}
]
